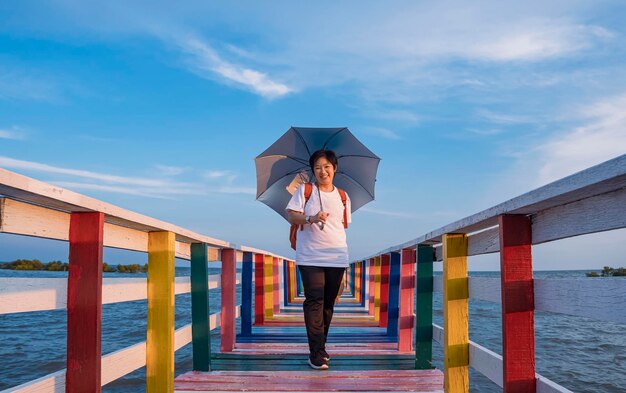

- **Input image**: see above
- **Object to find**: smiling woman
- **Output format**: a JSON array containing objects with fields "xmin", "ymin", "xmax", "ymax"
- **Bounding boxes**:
[{"xmin": 286, "ymin": 149, "xmax": 352, "ymax": 370}]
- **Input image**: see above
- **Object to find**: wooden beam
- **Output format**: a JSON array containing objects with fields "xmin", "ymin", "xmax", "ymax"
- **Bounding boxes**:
[
  {"xmin": 254, "ymin": 253, "xmax": 265, "ymax": 325},
  {"xmin": 398, "ymin": 248, "xmax": 415, "ymax": 352},
  {"xmin": 416, "ymin": 245, "xmax": 434, "ymax": 369},
  {"xmin": 191, "ymin": 243, "xmax": 211, "ymax": 371},
  {"xmin": 241, "ymin": 252, "xmax": 254, "ymax": 336},
  {"xmin": 442, "ymin": 233, "xmax": 469, "ymax": 393},
  {"xmin": 221, "ymin": 248, "xmax": 237, "ymax": 352},
  {"xmin": 499, "ymin": 215, "xmax": 536, "ymax": 393},
  {"xmin": 66, "ymin": 212, "xmax": 104, "ymax": 393},
  {"xmin": 387, "ymin": 252, "xmax": 401, "ymax": 337},
  {"xmin": 379, "ymin": 254, "xmax": 391, "ymax": 328},
  {"xmin": 146, "ymin": 231, "xmax": 175, "ymax": 393},
  {"xmin": 368, "ymin": 258, "xmax": 375, "ymax": 315}
]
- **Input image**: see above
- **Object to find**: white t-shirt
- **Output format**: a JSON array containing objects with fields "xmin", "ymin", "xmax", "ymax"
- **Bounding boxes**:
[{"xmin": 286, "ymin": 183, "xmax": 352, "ymax": 267}]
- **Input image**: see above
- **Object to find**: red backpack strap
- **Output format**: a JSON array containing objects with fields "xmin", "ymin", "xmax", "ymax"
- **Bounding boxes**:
[
  {"xmin": 300, "ymin": 183, "xmax": 313, "ymax": 231},
  {"xmin": 336, "ymin": 187, "xmax": 348, "ymax": 229}
]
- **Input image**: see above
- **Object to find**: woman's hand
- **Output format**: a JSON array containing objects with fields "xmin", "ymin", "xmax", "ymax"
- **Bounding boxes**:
[{"xmin": 310, "ymin": 211, "xmax": 329, "ymax": 224}]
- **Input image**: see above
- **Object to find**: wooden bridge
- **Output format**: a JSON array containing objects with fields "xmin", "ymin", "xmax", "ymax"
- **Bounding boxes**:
[{"xmin": 1, "ymin": 154, "xmax": 625, "ymax": 392}]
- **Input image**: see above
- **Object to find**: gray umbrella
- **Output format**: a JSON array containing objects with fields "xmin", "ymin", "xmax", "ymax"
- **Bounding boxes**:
[{"xmin": 255, "ymin": 127, "xmax": 380, "ymax": 220}]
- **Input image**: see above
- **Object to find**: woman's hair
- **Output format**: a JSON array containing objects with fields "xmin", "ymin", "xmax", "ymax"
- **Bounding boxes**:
[{"xmin": 309, "ymin": 149, "xmax": 338, "ymax": 171}]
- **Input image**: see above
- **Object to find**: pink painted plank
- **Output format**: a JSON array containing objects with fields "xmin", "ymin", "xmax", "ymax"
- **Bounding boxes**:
[
  {"xmin": 176, "ymin": 369, "xmax": 443, "ymax": 392},
  {"xmin": 254, "ymin": 253, "xmax": 265, "ymax": 325},
  {"xmin": 273, "ymin": 257, "xmax": 280, "ymax": 315},
  {"xmin": 67, "ymin": 212, "xmax": 104, "ymax": 392},
  {"xmin": 221, "ymin": 248, "xmax": 237, "ymax": 352},
  {"xmin": 369, "ymin": 258, "xmax": 375, "ymax": 316},
  {"xmin": 379, "ymin": 254, "xmax": 391, "ymax": 328}
]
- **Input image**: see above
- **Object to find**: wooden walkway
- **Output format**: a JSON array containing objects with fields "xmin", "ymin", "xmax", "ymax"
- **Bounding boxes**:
[{"xmin": 174, "ymin": 299, "xmax": 444, "ymax": 392}]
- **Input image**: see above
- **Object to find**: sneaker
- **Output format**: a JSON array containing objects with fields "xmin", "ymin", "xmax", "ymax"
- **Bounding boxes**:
[
  {"xmin": 319, "ymin": 349, "xmax": 330, "ymax": 362},
  {"xmin": 308, "ymin": 353, "xmax": 329, "ymax": 370}
]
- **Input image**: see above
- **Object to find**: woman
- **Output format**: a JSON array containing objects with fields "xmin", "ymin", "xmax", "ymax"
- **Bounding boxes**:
[{"xmin": 286, "ymin": 149, "xmax": 351, "ymax": 370}]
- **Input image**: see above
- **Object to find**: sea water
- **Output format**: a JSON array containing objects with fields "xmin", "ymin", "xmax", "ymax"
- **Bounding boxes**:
[{"xmin": 0, "ymin": 269, "xmax": 624, "ymax": 393}]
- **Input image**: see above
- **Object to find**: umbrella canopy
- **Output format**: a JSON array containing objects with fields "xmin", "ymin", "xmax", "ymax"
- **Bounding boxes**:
[{"xmin": 255, "ymin": 127, "xmax": 380, "ymax": 220}]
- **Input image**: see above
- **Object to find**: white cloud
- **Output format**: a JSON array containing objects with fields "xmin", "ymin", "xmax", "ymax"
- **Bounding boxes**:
[
  {"xmin": 0, "ymin": 127, "xmax": 25, "ymax": 140},
  {"xmin": 178, "ymin": 37, "xmax": 293, "ymax": 99},
  {"xmin": 0, "ymin": 156, "xmax": 254, "ymax": 198},
  {"xmin": 477, "ymin": 109, "xmax": 536, "ymax": 125},
  {"xmin": 360, "ymin": 126, "xmax": 402, "ymax": 140},
  {"xmin": 154, "ymin": 164, "xmax": 187, "ymax": 176},
  {"xmin": 535, "ymin": 93, "xmax": 626, "ymax": 184}
]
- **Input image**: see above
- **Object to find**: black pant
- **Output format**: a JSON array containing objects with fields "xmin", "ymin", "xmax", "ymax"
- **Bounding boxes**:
[{"xmin": 298, "ymin": 265, "xmax": 346, "ymax": 355}]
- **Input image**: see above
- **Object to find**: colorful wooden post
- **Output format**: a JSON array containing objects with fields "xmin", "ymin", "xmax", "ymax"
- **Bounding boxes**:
[
  {"xmin": 350, "ymin": 264, "xmax": 356, "ymax": 295},
  {"xmin": 415, "ymin": 245, "xmax": 434, "ymax": 369},
  {"xmin": 66, "ymin": 212, "xmax": 104, "ymax": 392},
  {"xmin": 264, "ymin": 254, "xmax": 274, "ymax": 320},
  {"xmin": 442, "ymin": 233, "xmax": 469, "ymax": 393},
  {"xmin": 254, "ymin": 253, "xmax": 265, "ymax": 325},
  {"xmin": 379, "ymin": 254, "xmax": 391, "ymax": 328},
  {"xmin": 398, "ymin": 248, "xmax": 416, "ymax": 352},
  {"xmin": 221, "ymin": 248, "xmax": 237, "ymax": 352},
  {"xmin": 282, "ymin": 259, "xmax": 289, "ymax": 307},
  {"xmin": 191, "ymin": 243, "xmax": 211, "ymax": 371},
  {"xmin": 241, "ymin": 252, "xmax": 253, "ymax": 336},
  {"xmin": 147, "ymin": 231, "xmax": 176, "ymax": 392},
  {"xmin": 355, "ymin": 262, "xmax": 362, "ymax": 303},
  {"xmin": 361, "ymin": 261, "xmax": 367, "ymax": 308},
  {"xmin": 387, "ymin": 252, "xmax": 401, "ymax": 337},
  {"xmin": 288, "ymin": 261, "xmax": 297, "ymax": 303},
  {"xmin": 499, "ymin": 215, "xmax": 536, "ymax": 393},
  {"xmin": 369, "ymin": 257, "xmax": 376, "ymax": 316},
  {"xmin": 273, "ymin": 257, "xmax": 280, "ymax": 315},
  {"xmin": 296, "ymin": 264, "xmax": 303, "ymax": 297}
]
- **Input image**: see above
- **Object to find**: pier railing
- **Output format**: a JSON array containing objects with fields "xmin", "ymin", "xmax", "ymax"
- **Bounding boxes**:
[
  {"xmin": 0, "ymin": 168, "xmax": 293, "ymax": 392},
  {"xmin": 353, "ymin": 153, "xmax": 626, "ymax": 392}
]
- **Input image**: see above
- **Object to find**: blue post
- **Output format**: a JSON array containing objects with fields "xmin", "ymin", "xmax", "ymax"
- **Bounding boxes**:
[
  {"xmin": 360, "ymin": 260, "xmax": 367, "ymax": 307},
  {"xmin": 387, "ymin": 251, "xmax": 401, "ymax": 337},
  {"xmin": 241, "ymin": 251, "xmax": 253, "ymax": 337},
  {"xmin": 296, "ymin": 265, "xmax": 303, "ymax": 296},
  {"xmin": 282, "ymin": 259, "xmax": 289, "ymax": 307},
  {"xmin": 350, "ymin": 263, "xmax": 356, "ymax": 296}
]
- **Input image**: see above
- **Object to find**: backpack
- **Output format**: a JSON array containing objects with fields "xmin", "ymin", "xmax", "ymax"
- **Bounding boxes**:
[{"xmin": 290, "ymin": 183, "xmax": 348, "ymax": 250}]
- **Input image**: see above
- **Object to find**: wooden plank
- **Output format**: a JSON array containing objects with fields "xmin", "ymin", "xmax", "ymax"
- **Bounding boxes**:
[
  {"xmin": 368, "ymin": 258, "xmax": 375, "ymax": 315},
  {"xmin": 415, "ymin": 245, "xmax": 433, "ymax": 369},
  {"xmin": 398, "ymin": 249, "xmax": 415, "ymax": 352},
  {"xmin": 500, "ymin": 215, "xmax": 536, "ymax": 393},
  {"xmin": 264, "ymin": 254, "xmax": 274, "ymax": 320},
  {"xmin": 387, "ymin": 252, "xmax": 401, "ymax": 337},
  {"xmin": 273, "ymin": 257, "xmax": 280, "ymax": 315},
  {"xmin": 254, "ymin": 253, "xmax": 265, "ymax": 325},
  {"xmin": 241, "ymin": 252, "xmax": 254, "ymax": 336},
  {"xmin": 374, "ymin": 256, "xmax": 382, "ymax": 322},
  {"xmin": 0, "ymin": 275, "xmax": 224, "ymax": 315},
  {"xmin": 532, "ymin": 186, "xmax": 626, "ymax": 244},
  {"xmin": 66, "ymin": 212, "xmax": 104, "ymax": 392},
  {"xmin": 379, "ymin": 254, "xmax": 391, "ymax": 328},
  {"xmin": 375, "ymin": 154, "xmax": 626, "ymax": 255},
  {"xmin": 191, "ymin": 243, "xmax": 211, "ymax": 371},
  {"xmin": 221, "ymin": 248, "xmax": 237, "ymax": 352},
  {"xmin": 442, "ymin": 233, "xmax": 469, "ymax": 393},
  {"xmin": 147, "ymin": 231, "xmax": 175, "ymax": 393},
  {"xmin": 0, "ymin": 170, "xmax": 290, "ymax": 259}
]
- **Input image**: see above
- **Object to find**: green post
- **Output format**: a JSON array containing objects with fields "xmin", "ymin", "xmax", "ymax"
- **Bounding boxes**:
[
  {"xmin": 415, "ymin": 244, "xmax": 434, "ymax": 369},
  {"xmin": 191, "ymin": 243, "xmax": 211, "ymax": 371}
]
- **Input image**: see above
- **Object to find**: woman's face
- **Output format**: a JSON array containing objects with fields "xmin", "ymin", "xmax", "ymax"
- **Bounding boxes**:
[{"xmin": 313, "ymin": 156, "xmax": 336, "ymax": 187}]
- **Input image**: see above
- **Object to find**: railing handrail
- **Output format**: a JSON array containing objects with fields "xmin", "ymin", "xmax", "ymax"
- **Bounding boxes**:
[
  {"xmin": 360, "ymin": 153, "xmax": 626, "ymax": 259},
  {"xmin": 0, "ymin": 168, "xmax": 289, "ymax": 259}
]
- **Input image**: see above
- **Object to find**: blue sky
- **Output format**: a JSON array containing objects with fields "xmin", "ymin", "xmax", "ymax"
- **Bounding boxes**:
[{"xmin": 1, "ymin": 1, "xmax": 625, "ymax": 270}]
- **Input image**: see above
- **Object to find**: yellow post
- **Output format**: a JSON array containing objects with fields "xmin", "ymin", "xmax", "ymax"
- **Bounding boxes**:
[
  {"xmin": 147, "ymin": 231, "xmax": 176, "ymax": 392},
  {"xmin": 443, "ymin": 233, "xmax": 469, "ymax": 393},
  {"xmin": 374, "ymin": 255, "xmax": 382, "ymax": 322},
  {"xmin": 263, "ymin": 254, "xmax": 274, "ymax": 320}
]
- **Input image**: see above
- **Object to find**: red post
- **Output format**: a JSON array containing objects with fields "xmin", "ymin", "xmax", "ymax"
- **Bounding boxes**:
[
  {"xmin": 273, "ymin": 257, "xmax": 280, "ymax": 315},
  {"xmin": 379, "ymin": 253, "xmax": 391, "ymax": 328},
  {"xmin": 368, "ymin": 258, "xmax": 375, "ymax": 316},
  {"xmin": 254, "ymin": 253, "xmax": 265, "ymax": 325},
  {"xmin": 500, "ymin": 215, "xmax": 536, "ymax": 393},
  {"xmin": 221, "ymin": 248, "xmax": 236, "ymax": 352},
  {"xmin": 66, "ymin": 212, "xmax": 104, "ymax": 392},
  {"xmin": 398, "ymin": 248, "xmax": 416, "ymax": 352}
]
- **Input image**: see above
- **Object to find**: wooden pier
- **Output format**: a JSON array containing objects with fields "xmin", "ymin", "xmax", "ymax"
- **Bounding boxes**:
[{"xmin": 1, "ymin": 154, "xmax": 626, "ymax": 392}]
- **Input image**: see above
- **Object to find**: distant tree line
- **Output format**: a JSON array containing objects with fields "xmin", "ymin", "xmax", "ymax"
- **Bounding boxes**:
[
  {"xmin": 0, "ymin": 259, "xmax": 148, "ymax": 273},
  {"xmin": 586, "ymin": 266, "xmax": 626, "ymax": 277}
]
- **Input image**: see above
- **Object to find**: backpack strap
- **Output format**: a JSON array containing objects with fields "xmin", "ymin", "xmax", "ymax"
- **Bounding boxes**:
[
  {"xmin": 336, "ymin": 187, "xmax": 348, "ymax": 229},
  {"xmin": 300, "ymin": 183, "xmax": 313, "ymax": 231}
]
